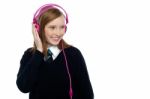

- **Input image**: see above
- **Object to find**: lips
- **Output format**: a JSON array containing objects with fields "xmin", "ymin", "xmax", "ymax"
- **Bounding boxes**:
[{"xmin": 51, "ymin": 37, "xmax": 61, "ymax": 41}]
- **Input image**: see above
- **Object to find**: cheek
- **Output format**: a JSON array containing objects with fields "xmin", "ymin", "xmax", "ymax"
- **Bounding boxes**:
[
  {"xmin": 44, "ymin": 32, "xmax": 49, "ymax": 37},
  {"xmin": 44, "ymin": 29, "xmax": 52, "ymax": 35},
  {"xmin": 59, "ymin": 30, "xmax": 66, "ymax": 35},
  {"xmin": 61, "ymin": 32, "xmax": 66, "ymax": 36},
  {"xmin": 44, "ymin": 32, "xmax": 51, "ymax": 40}
]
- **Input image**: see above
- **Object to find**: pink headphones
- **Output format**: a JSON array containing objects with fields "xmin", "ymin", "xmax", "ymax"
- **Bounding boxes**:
[{"xmin": 32, "ymin": 3, "xmax": 69, "ymax": 32}]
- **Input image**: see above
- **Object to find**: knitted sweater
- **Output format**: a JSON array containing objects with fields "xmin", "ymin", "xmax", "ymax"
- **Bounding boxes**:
[{"xmin": 16, "ymin": 46, "xmax": 94, "ymax": 99}]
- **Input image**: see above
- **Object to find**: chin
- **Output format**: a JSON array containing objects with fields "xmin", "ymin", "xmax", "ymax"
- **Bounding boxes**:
[
  {"xmin": 51, "ymin": 43, "xmax": 59, "ymax": 46},
  {"xmin": 50, "ymin": 41, "xmax": 60, "ymax": 46}
]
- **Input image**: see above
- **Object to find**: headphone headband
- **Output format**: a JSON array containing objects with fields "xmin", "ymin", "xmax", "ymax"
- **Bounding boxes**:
[{"xmin": 33, "ymin": 3, "xmax": 68, "ymax": 25}]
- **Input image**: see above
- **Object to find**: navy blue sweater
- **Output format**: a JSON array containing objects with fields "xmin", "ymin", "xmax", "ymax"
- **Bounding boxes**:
[{"xmin": 16, "ymin": 46, "xmax": 94, "ymax": 99}]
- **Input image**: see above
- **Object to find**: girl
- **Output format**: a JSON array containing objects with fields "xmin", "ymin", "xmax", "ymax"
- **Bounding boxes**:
[{"xmin": 16, "ymin": 3, "xmax": 94, "ymax": 99}]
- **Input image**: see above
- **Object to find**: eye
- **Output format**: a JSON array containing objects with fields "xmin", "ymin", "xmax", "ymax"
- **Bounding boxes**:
[
  {"xmin": 60, "ymin": 25, "xmax": 66, "ymax": 29},
  {"xmin": 48, "ymin": 26, "xmax": 56, "ymax": 30}
]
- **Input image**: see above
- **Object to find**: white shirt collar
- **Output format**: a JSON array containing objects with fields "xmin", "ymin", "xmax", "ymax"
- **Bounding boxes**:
[{"xmin": 48, "ymin": 46, "xmax": 60, "ymax": 60}]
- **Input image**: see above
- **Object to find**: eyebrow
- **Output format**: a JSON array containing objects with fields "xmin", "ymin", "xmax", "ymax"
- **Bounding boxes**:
[{"xmin": 48, "ymin": 24, "xmax": 65, "ymax": 26}]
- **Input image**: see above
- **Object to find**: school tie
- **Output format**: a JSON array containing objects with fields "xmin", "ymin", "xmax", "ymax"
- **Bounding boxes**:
[{"xmin": 46, "ymin": 49, "xmax": 53, "ymax": 63}]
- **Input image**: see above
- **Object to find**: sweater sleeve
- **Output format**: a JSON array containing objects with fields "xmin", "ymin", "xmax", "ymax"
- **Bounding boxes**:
[
  {"xmin": 16, "ymin": 48, "xmax": 44, "ymax": 93},
  {"xmin": 72, "ymin": 48, "xmax": 94, "ymax": 99}
]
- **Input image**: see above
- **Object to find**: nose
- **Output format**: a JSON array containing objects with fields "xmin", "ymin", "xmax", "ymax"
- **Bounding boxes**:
[
  {"xmin": 54, "ymin": 28, "xmax": 60, "ymax": 35},
  {"xmin": 54, "ymin": 27, "xmax": 64, "ymax": 35}
]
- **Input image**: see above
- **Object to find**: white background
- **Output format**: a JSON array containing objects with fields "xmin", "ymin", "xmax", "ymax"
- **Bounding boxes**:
[{"xmin": 0, "ymin": 0, "xmax": 150, "ymax": 99}]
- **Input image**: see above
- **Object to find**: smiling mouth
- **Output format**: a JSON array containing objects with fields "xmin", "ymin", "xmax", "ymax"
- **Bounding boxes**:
[{"xmin": 51, "ymin": 37, "xmax": 61, "ymax": 40}]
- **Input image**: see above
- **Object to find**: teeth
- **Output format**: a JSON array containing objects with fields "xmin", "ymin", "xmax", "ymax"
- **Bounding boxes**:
[
  {"xmin": 51, "ymin": 37, "xmax": 58, "ymax": 38},
  {"xmin": 53, "ymin": 37, "xmax": 59, "ymax": 39},
  {"xmin": 52, "ymin": 37, "xmax": 60, "ymax": 40}
]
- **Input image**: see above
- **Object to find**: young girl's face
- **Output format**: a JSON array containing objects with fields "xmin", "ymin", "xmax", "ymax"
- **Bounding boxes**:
[{"xmin": 44, "ymin": 15, "xmax": 66, "ymax": 47}]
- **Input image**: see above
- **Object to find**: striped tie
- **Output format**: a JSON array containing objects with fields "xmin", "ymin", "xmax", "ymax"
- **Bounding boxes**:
[{"xmin": 46, "ymin": 49, "xmax": 53, "ymax": 63}]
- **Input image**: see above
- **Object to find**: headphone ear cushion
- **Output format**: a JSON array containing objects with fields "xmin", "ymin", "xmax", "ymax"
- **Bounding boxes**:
[
  {"xmin": 33, "ymin": 18, "xmax": 40, "ymax": 32},
  {"xmin": 65, "ymin": 26, "xmax": 67, "ymax": 32},
  {"xmin": 35, "ymin": 23, "xmax": 40, "ymax": 32}
]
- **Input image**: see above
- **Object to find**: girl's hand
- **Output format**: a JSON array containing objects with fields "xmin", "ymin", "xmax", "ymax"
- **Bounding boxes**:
[{"xmin": 32, "ymin": 24, "xmax": 43, "ymax": 52}]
